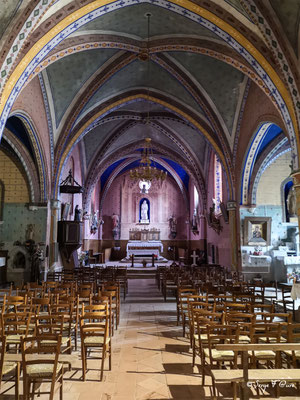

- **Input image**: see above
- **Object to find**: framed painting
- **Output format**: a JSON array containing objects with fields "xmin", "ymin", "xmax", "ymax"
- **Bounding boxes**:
[{"xmin": 243, "ymin": 216, "xmax": 271, "ymax": 246}]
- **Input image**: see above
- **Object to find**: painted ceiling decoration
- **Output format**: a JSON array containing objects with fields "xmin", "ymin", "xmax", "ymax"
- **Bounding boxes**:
[{"xmin": 0, "ymin": 0, "xmax": 299, "ymax": 211}]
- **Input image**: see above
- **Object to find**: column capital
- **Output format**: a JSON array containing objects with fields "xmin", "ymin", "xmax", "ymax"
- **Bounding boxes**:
[
  {"xmin": 50, "ymin": 199, "xmax": 61, "ymax": 210},
  {"xmin": 227, "ymin": 201, "xmax": 237, "ymax": 211}
]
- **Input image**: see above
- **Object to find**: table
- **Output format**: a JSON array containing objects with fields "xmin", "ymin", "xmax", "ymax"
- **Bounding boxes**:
[{"xmin": 126, "ymin": 241, "xmax": 163, "ymax": 258}]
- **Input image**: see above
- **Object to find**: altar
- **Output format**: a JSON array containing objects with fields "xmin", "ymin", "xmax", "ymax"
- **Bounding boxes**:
[{"xmin": 126, "ymin": 240, "xmax": 163, "ymax": 259}]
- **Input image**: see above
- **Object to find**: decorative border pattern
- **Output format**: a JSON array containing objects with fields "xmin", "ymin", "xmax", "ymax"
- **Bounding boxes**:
[
  {"xmin": 232, "ymin": 78, "xmax": 251, "ymax": 165},
  {"xmin": 0, "ymin": 0, "xmax": 297, "ymax": 169},
  {"xmin": 10, "ymin": 112, "xmax": 47, "ymax": 201},
  {"xmin": 214, "ymin": 154, "xmax": 222, "ymax": 214},
  {"xmin": 0, "ymin": 0, "xmax": 55, "ymax": 91},
  {"xmin": 38, "ymin": 73, "xmax": 54, "ymax": 172},
  {"xmin": 241, "ymin": 122, "xmax": 272, "ymax": 204},
  {"xmin": 240, "ymin": 1, "xmax": 300, "ymax": 116}
]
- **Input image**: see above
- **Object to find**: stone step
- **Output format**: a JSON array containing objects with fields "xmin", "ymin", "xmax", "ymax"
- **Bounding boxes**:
[{"xmin": 127, "ymin": 268, "xmax": 157, "ymax": 279}]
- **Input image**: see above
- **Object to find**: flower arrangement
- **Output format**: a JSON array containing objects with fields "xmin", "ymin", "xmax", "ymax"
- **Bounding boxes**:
[
  {"xmin": 287, "ymin": 270, "xmax": 300, "ymax": 282},
  {"xmin": 253, "ymin": 246, "xmax": 263, "ymax": 256},
  {"xmin": 78, "ymin": 251, "xmax": 87, "ymax": 266}
]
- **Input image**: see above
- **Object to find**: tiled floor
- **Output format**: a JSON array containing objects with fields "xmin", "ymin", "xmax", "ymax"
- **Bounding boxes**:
[{"xmin": 2, "ymin": 279, "xmax": 300, "ymax": 399}]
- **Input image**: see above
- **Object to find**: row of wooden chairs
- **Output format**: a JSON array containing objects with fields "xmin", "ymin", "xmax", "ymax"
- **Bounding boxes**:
[{"xmin": 0, "ymin": 301, "xmax": 113, "ymax": 399}]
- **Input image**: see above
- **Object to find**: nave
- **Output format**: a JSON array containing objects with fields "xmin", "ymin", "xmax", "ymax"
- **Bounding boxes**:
[{"xmin": 1, "ymin": 277, "xmax": 299, "ymax": 400}]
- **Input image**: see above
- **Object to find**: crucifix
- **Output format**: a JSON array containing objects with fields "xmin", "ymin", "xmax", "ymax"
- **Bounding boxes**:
[{"xmin": 191, "ymin": 250, "xmax": 198, "ymax": 266}]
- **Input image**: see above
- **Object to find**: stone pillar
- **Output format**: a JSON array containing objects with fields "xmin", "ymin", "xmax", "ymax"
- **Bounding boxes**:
[
  {"xmin": 49, "ymin": 199, "xmax": 61, "ymax": 272},
  {"xmin": 291, "ymin": 170, "xmax": 300, "ymax": 233},
  {"xmin": 227, "ymin": 201, "xmax": 238, "ymax": 271},
  {"xmin": 83, "ymin": 212, "xmax": 91, "ymax": 250}
]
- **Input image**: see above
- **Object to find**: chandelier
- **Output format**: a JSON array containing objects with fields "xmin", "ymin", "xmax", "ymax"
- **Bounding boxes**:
[
  {"xmin": 130, "ymin": 138, "xmax": 167, "ymax": 183},
  {"xmin": 129, "ymin": 14, "xmax": 167, "ymax": 185}
]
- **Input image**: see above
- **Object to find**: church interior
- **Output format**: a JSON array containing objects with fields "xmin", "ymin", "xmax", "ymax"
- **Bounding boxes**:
[{"xmin": 1, "ymin": 0, "xmax": 300, "ymax": 399}]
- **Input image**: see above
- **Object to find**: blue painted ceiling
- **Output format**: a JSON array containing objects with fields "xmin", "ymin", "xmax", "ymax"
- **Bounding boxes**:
[
  {"xmin": 257, "ymin": 124, "xmax": 282, "ymax": 158},
  {"xmin": 100, "ymin": 157, "xmax": 188, "ymax": 190}
]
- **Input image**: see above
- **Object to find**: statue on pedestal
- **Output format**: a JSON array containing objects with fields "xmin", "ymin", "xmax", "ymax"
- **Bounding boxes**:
[
  {"xmin": 287, "ymin": 186, "xmax": 297, "ymax": 219},
  {"xmin": 168, "ymin": 215, "xmax": 177, "ymax": 239},
  {"xmin": 112, "ymin": 213, "xmax": 120, "ymax": 240},
  {"xmin": 90, "ymin": 211, "xmax": 98, "ymax": 234},
  {"xmin": 140, "ymin": 199, "xmax": 149, "ymax": 223},
  {"xmin": 74, "ymin": 205, "xmax": 82, "ymax": 222}
]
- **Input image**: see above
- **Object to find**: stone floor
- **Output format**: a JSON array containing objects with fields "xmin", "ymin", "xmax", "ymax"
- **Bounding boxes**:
[{"xmin": 2, "ymin": 278, "xmax": 300, "ymax": 399}]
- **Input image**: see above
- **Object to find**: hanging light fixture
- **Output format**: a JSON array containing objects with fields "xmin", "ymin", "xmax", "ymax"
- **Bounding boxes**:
[
  {"xmin": 130, "ymin": 138, "xmax": 167, "ymax": 183},
  {"xmin": 129, "ymin": 13, "xmax": 167, "ymax": 186}
]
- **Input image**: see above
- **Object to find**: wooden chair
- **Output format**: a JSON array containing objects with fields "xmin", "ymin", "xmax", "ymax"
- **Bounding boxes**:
[
  {"xmin": 80, "ymin": 303, "xmax": 111, "ymax": 381},
  {"xmin": 177, "ymin": 288, "xmax": 198, "ymax": 335},
  {"xmin": 0, "ymin": 335, "xmax": 20, "ymax": 400},
  {"xmin": 101, "ymin": 285, "xmax": 120, "ymax": 328},
  {"xmin": 49, "ymin": 306, "xmax": 74, "ymax": 354},
  {"xmin": 188, "ymin": 301, "xmax": 215, "ymax": 348},
  {"xmin": 115, "ymin": 268, "xmax": 128, "ymax": 300},
  {"xmin": 35, "ymin": 314, "xmax": 72, "ymax": 355},
  {"xmin": 21, "ymin": 334, "xmax": 63, "ymax": 400},
  {"xmin": 283, "ymin": 323, "xmax": 300, "ymax": 368},
  {"xmin": 274, "ymin": 286, "xmax": 295, "ymax": 320},
  {"xmin": 58, "ymin": 295, "xmax": 79, "ymax": 351},
  {"xmin": 192, "ymin": 310, "xmax": 224, "ymax": 367},
  {"xmin": 250, "ymin": 323, "xmax": 282, "ymax": 368},
  {"xmin": 203, "ymin": 324, "xmax": 240, "ymax": 398},
  {"xmin": 1, "ymin": 312, "xmax": 32, "ymax": 350},
  {"xmin": 91, "ymin": 294, "xmax": 114, "ymax": 336}
]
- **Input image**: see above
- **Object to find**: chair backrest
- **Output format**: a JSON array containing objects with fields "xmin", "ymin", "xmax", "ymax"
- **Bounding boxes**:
[
  {"xmin": 30, "ymin": 297, "xmax": 50, "ymax": 313},
  {"xmin": 250, "ymin": 322, "xmax": 282, "ymax": 343},
  {"xmin": 205, "ymin": 324, "xmax": 240, "ymax": 365},
  {"xmin": 287, "ymin": 322, "xmax": 300, "ymax": 343},
  {"xmin": 225, "ymin": 312, "xmax": 255, "ymax": 323},
  {"xmin": 2, "ymin": 312, "xmax": 32, "ymax": 337},
  {"xmin": 80, "ymin": 303, "xmax": 109, "ymax": 342},
  {"xmin": 257, "ymin": 312, "xmax": 292, "ymax": 324},
  {"xmin": 35, "ymin": 314, "xmax": 64, "ymax": 337},
  {"xmin": 6, "ymin": 295, "xmax": 27, "ymax": 312},
  {"xmin": 21, "ymin": 334, "xmax": 62, "ymax": 380}
]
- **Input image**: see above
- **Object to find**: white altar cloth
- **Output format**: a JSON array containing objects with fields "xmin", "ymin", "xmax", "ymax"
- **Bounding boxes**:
[
  {"xmin": 126, "ymin": 241, "xmax": 163, "ymax": 258},
  {"xmin": 291, "ymin": 283, "xmax": 300, "ymax": 300}
]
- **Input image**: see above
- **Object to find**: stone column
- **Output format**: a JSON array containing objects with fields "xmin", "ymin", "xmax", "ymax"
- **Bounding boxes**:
[
  {"xmin": 227, "ymin": 201, "xmax": 238, "ymax": 271},
  {"xmin": 49, "ymin": 199, "xmax": 61, "ymax": 272},
  {"xmin": 83, "ymin": 211, "xmax": 91, "ymax": 250}
]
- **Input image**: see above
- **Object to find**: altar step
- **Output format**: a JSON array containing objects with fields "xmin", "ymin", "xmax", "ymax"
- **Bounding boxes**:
[{"xmin": 127, "ymin": 268, "xmax": 157, "ymax": 279}]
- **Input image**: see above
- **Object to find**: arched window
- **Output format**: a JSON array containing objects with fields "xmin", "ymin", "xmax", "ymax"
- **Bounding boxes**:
[
  {"xmin": 194, "ymin": 185, "xmax": 199, "ymax": 210},
  {"xmin": 214, "ymin": 154, "xmax": 222, "ymax": 214}
]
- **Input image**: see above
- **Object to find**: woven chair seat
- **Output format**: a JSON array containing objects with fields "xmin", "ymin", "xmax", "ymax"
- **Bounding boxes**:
[
  {"xmin": 3, "ymin": 362, "xmax": 17, "ymax": 375},
  {"xmin": 204, "ymin": 349, "xmax": 234, "ymax": 360},
  {"xmin": 253, "ymin": 350, "xmax": 276, "ymax": 359},
  {"xmin": 83, "ymin": 336, "xmax": 110, "ymax": 346},
  {"xmin": 26, "ymin": 362, "xmax": 62, "ymax": 378}
]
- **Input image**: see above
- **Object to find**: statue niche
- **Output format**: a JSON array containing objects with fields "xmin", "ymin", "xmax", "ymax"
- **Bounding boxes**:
[{"xmin": 139, "ymin": 198, "xmax": 150, "ymax": 224}]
